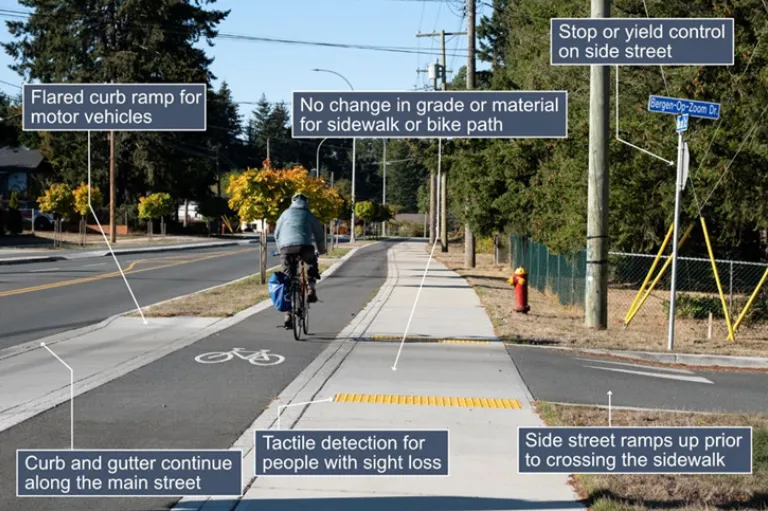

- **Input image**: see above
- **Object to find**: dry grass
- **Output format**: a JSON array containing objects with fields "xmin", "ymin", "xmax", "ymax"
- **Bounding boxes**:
[
  {"xmin": 538, "ymin": 402, "xmax": 768, "ymax": 511},
  {"xmin": 433, "ymin": 242, "xmax": 768, "ymax": 357},
  {"xmin": 139, "ymin": 262, "xmax": 331, "ymax": 317}
]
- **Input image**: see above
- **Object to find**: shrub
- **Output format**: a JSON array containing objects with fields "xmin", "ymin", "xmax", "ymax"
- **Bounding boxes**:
[
  {"xmin": 38, "ymin": 183, "xmax": 75, "ymax": 219},
  {"xmin": 6, "ymin": 191, "xmax": 22, "ymax": 234},
  {"xmin": 661, "ymin": 294, "xmax": 724, "ymax": 320},
  {"xmin": 397, "ymin": 221, "xmax": 424, "ymax": 238}
]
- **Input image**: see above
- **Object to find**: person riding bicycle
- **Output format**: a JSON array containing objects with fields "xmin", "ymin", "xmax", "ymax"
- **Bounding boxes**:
[{"xmin": 274, "ymin": 192, "xmax": 326, "ymax": 329}]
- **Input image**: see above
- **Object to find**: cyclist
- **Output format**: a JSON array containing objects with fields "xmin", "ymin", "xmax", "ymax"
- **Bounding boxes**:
[{"xmin": 274, "ymin": 192, "xmax": 326, "ymax": 329}]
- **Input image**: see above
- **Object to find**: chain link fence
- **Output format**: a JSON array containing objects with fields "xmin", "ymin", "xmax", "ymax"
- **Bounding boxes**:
[
  {"xmin": 509, "ymin": 235, "xmax": 587, "ymax": 308},
  {"xmin": 509, "ymin": 235, "xmax": 768, "ymax": 339}
]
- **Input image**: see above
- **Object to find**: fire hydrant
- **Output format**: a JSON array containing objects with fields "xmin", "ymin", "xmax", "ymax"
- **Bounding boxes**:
[{"xmin": 507, "ymin": 267, "xmax": 531, "ymax": 313}]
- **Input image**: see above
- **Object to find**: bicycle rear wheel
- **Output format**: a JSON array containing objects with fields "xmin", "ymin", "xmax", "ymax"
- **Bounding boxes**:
[{"xmin": 291, "ymin": 278, "xmax": 302, "ymax": 341}]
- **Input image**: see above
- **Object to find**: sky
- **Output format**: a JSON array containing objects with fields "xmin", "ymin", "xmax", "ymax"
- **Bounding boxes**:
[{"xmin": 0, "ymin": 0, "xmax": 485, "ymax": 121}]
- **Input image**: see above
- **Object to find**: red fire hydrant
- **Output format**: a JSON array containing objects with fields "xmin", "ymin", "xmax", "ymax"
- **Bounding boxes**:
[{"xmin": 508, "ymin": 267, "xmax": 531, "ymax": 314}]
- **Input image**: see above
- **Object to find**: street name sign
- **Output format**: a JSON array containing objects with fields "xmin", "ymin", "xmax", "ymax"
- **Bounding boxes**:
[{"xmin": 648, "ymin": 95, "xmax": 720, "ymax": 120}]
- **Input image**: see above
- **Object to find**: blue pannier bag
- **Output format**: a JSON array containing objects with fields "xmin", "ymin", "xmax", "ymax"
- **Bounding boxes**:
[{"xmin": 268, "ymin": 271, "xmax": 292, "ymax": 312}]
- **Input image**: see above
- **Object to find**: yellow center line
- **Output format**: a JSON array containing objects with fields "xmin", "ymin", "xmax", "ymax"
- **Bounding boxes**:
[{"xmin": 0, "ymin": 248, "xmax": 256, "ymax": 298}]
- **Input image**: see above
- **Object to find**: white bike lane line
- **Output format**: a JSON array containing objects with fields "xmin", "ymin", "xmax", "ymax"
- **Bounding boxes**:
[{"xmin": 0, "ymin": 241, "xmax": 390, "ymax": 511}]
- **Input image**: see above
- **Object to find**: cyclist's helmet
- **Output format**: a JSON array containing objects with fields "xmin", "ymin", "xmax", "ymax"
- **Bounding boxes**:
[{"xmin": 292, "ymin": 193, "xmax": 308, "ymax": 204}]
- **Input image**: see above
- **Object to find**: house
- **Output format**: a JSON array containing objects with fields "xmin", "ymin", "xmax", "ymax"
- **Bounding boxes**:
[{"xmin": 0, "ymin": 146, "xmax": 51, "ymax": 201}]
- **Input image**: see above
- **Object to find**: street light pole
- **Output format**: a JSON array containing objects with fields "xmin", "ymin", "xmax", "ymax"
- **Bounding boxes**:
[
  {"xmin": 312, "ymin": 68, "xmax": 356, "ymax": 242},
  {"xmin": 316, "ymin": 138, "xmax": 327, "ymax": 179}
]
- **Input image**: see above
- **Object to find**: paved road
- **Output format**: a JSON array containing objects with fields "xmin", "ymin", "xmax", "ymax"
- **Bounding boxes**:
[
  {"xmin": 0, "ymin": 244, "xmax": 277, "ymax": 349},
  {"xmin": 0, "ymin": 241, "xmax": 390, "ymax": 511},
  {"xmin": 507, "ymin": 345, "xmax": 768, "ymax": 413}
]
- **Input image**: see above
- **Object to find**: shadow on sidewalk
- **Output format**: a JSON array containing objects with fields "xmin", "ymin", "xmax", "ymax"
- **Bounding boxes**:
[{"xmin": 200, "ymin": 496, "xmax": 585, "ymax": 510}]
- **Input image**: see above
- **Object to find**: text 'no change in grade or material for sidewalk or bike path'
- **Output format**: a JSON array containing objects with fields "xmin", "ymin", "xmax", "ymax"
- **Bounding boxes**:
[
  {"xmin": 292, "ymin": 91, "xmax": 568, "ymax": 139},
  {"xmin": 550, "ymin": 18, "xmax": 734, "ymax": 65},
  {"xmin": 22, "ymin": 83, "xmax": 207, "ymax": 131}
]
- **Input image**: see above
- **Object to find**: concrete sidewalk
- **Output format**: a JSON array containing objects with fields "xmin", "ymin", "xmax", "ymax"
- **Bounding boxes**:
[{"xmin": 181, "ymin": 241, "xmax": 583, "ymax": 510}]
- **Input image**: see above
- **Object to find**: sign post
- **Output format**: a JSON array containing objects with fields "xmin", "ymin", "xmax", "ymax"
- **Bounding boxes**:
[{"xmin": 648, "ymin": 95, "xmax": 719, "ymax": 350}]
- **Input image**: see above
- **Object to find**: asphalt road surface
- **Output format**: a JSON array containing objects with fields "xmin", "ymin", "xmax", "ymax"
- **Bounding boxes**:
[
  {"xmin": 0, "ymin": 241, "xmax": 390, "ymax": 511},
  {"xmin": 507, "ymin": 345, "xmax": 768, "ymax": 413},
  {"xmin": 0, "ymin": 243, "xmax": 278, "ymax": 350}
]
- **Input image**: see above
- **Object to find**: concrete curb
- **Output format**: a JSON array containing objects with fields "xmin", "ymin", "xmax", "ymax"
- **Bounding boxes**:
[{"xmin": 0, "ymin": 255, "xmax": 67, "ymax": 266}]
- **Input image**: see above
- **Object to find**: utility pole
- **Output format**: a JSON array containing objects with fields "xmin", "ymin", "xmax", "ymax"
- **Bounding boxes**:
[
  {"xmin": 109, "ymin": 130, "xmax": 116, "ymax": 243},
  {"xmin": 465, "ymin": 0, "xmax": 477, "ymax": 268},
  {"xmin": 585, "ymin": 0, "xmax": 611, "ymax": 329},
  {"xmin": 382, "ymin": 139, "xmax": 387, "ymax": 237},
  {"xmin": 418, "ymin": 29, "xmax": 466, "ymax": 252},
  {"xmin": 417, "ymin": 61, "xmax": 440, "ymax": 245}
]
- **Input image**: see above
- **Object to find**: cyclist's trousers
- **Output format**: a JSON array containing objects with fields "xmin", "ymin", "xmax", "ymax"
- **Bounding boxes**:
[{"xmin": 280, "ymin": 245, "xmax": 320, "ymax": 283}]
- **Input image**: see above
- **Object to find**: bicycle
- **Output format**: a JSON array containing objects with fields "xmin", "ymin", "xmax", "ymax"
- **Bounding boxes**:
[
  {"xmin": 195, "ymin": 348, "xmax": 285, "ymax": 366},
  {"xmin": 285, "ymin": 253, "xmax": 311, "ymax": 340}
]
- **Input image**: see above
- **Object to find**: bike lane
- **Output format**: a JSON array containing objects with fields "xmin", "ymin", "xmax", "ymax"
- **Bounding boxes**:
[{"xmin": 0, "ymin": 242, "xmax": 390, "ymax": 511}]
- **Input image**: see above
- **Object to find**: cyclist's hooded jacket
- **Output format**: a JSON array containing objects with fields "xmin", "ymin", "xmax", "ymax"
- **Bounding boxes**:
[{"xmin": 274, "ymin": 196, "xmax": 326, "ymax": 252}]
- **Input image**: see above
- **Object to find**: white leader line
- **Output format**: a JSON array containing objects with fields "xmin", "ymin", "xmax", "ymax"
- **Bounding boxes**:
[
  {"xmin": 276, "ymin": 398, "xmax": 334, "ymax": 430},
  {"xmin": 392, "ymin": 137, "xmax": 442, "ymax": 371},
  {"xmin": 41, "ymin": 342, "xmax": 74, "ymax": 449},
  {"xmin": 615, "ymin": 67, "xmax": 675, "ymax": 166},
  {"xmin": 87, "ymin": 131, "xmax": 147, "ymax": 324}
]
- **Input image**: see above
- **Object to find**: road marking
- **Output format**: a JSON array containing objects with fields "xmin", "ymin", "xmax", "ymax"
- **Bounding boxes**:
[
  {"xmin": 334, "ymin": 393, "xmax": 521, "ymax": 408},
  {"xmin": 575, "ymin": 357, "xmax": 695, "ymax": 374},
  {"xmin": 0, "ymin": 248, "xmax": 255, "ymax": 298},
  {"xmin": 28, "ymin": 267, "xmax": 60, "ymax": 273},
  {"xmin": 585, "ymin": 365, "xmax": 714, "ymax": 384},
  {"xmin": 195, "ymin": 348, "xmax": 284, "ymax": 366},
  {"xmin": 83, "ymin": 262, "xmax": 107, "ymax": 267}
]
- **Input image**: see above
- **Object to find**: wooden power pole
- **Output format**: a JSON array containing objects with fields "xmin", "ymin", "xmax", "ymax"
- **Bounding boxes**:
[
  {"xmin": 465, "ymin": 0, "xmax": 477, "ymax": 268},
  {"xmin": 109, "ymin": 130, "xmax": 116, "ymax": 243},
  {"xmin": 585, "ymin": 0, "xmax": 611, "ymax": 329}
]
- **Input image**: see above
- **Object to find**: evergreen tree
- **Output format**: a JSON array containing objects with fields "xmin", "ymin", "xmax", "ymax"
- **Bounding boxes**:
[{"xmin": 4, "ymin": 0, "xmax": 230, "ymax": 207}]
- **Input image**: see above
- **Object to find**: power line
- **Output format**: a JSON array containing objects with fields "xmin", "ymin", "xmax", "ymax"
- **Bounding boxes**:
[
  {"xmin": 0, "ymin": 79, "xmax": 21, "ymax": 89},
  {"xmin": 0, "ymin": 9, "xmax": 468, "ymax": 58}
]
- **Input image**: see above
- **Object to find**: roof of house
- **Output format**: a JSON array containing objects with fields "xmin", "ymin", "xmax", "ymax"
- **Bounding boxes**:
[{"xmin": 0, "ymin": 146, "xmax": 45, "ymax": 172}]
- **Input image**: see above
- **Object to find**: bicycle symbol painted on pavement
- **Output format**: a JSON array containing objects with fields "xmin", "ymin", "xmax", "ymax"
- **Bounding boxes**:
[{"xmin": 194, "ymin": 348, "xmax": 285, "ymax": 366}]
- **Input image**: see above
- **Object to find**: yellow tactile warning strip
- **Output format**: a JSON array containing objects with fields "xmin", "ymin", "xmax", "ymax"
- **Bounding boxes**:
[
  {"xmin": 367, "ymin": 336, "xmax": 495, "ymax": 344},
  {"xmin": 334, "ymin": 393, "xmax": 521, "ymax": 409}
]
